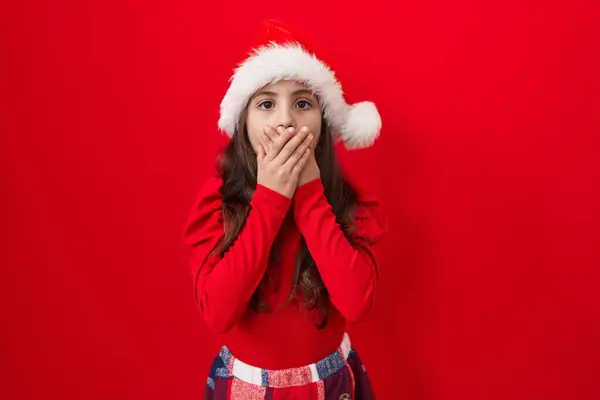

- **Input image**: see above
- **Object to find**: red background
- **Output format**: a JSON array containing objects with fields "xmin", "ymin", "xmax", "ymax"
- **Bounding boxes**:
[{"xmin": 1, "ymin": 1, "xmax": 599, "ymax": 398}]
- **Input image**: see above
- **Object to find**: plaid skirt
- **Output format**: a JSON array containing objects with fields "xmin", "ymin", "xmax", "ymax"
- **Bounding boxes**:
[{"xmin": 204, "ymin": 333, "xmax": 375, "ymax": 399}]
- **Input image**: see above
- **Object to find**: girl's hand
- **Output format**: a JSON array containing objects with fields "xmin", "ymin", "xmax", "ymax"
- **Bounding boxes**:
[
  {"xmin": 257, "ymin": 126, "xmax": 313, "ymax": 199},
  {"xmin": 297, "ymin": 145, "xmax": 320, "ymax": 187},
  {"xmin": 259, "ymin": 126, "xmax": 321, "ymax": 188}
]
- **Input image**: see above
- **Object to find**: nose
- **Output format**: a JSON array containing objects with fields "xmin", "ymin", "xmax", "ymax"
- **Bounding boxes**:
[{"xmin": 275, "ymin": 105, "xmax": 295, "ymax": 130}]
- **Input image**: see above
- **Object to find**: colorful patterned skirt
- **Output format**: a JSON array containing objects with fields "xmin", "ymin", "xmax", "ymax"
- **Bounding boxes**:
[{"xmin": 204, "ymin": 333, "xmax": 375, "ymax": 399}]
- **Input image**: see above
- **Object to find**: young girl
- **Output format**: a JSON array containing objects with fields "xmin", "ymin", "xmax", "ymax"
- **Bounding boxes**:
[{"xmin": 182, "ymin": 19, "xmax": 387, "ymax": 399}]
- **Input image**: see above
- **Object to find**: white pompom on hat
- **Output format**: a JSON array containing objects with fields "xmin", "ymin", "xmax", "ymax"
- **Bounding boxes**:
[{"xmin": 218, "ymin": 19, "xmax": 382, "ymax": 150}]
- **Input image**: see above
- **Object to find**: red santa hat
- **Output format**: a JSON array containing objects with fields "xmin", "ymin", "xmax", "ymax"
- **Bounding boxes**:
[{"xmin": 218, "ymin": 19, "xmax": 382, "ymax": 150}]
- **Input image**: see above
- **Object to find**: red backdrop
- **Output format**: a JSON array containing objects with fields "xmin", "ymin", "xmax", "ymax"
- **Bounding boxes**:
[{"xmin": 1, "ymin": 1, "xmax": 599, "ymax": 398}]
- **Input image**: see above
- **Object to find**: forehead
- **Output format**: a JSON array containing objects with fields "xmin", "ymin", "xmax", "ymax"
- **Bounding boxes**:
[{"xmin": 257, "ymin": 80, "xmax": 314, "ymax": 95}]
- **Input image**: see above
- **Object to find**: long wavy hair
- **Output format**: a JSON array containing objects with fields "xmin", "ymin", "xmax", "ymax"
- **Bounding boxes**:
[{"xmin": 212, "ymin": 108, "xmax": 363, "ymax": 329}]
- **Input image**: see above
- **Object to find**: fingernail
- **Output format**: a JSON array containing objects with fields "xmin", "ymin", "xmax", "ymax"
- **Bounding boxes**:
[{"xmin": 287, "ymin": 127, "xmax": 295, "ymax": 133}]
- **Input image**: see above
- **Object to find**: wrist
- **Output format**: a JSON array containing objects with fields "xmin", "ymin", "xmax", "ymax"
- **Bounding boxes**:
[
  {"xmin": 298, "ymin": 165, "xmax": 320, "ymax": 187},
  {"xmin": 293, "ymin": 178, "xmax": 325, "ymax": 219},
  {"xmin": 298, "ymin": 176, "xmax": 320, "ymax": 187},
  {"xmin": 295, "ymin": 177, "xmax": 323, "ymax": 195}
]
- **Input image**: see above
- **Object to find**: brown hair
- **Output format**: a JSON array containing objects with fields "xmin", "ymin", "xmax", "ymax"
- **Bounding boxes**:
[{"xmin": 213, "ymin": 110, "xmax": 363, "ymax": 329}]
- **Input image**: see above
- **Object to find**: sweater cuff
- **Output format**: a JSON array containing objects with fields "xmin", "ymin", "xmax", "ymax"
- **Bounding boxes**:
[
  {"xmin": 294, "ymin": 178, "xmax": 324, "ymax": 204},
  {"xmin": 252, "ymin": 184, "xmax": 292, "ymax": 217}
]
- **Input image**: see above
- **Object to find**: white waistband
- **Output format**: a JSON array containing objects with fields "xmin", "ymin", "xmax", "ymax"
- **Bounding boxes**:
[{"xmin": 230, "ymin": 332, "xmax": 352, "ymax": 387}]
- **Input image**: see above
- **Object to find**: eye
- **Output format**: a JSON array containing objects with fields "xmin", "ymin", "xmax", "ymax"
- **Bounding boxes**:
[
  {"xmin": 258, "ymin": 100, "xmax": 274, "ymax": 110},
  {"xmin": 296, "ymin": 100, "xmax": 312, "ymax": 110}
]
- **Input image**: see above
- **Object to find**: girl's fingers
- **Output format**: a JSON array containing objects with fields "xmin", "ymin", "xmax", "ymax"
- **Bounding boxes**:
[
  {"xmin": 259, "ymin": 133, "xmax": 272, "ymax": 153},
  {"xmin": 273, "ymin": 128, "xmax": 309, "ymax": 165},
  {"xmin": 266, "ymin": 126, "xmax": 296, "ymax": 161},
  {"xmin": 292, "ymin": 148, "xmax": 311, "ymax": 175},
  {"xmin": 263, "ymin": 125, "xmax": 278, "ymax": 145},
  {"xmin": 257, "ymin": 141, "xmax": 266, "ymax": 161},
  {"xmin": 283, "ymin": 132, "xmax": 313, "ymax": 170}
]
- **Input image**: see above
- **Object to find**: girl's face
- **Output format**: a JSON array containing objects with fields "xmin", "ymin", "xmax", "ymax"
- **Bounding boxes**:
[{"xmin": 245, "ymin": 80, "xmax": 322, "ymax": 154}]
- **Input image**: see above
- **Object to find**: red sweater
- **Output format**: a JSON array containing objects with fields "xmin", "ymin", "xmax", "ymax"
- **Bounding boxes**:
[{"xmin": 182, "ymin": 177, "xmax": 387, "ymax": 369}]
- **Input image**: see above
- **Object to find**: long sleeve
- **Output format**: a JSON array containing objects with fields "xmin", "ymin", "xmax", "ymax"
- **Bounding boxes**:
[
  {"xmin": 182, "ymin": 177, "xmax": 291, "ymax": 333},
  {"xmin": 292, "ymin": 178, "xmax": 388, "ymax": 322}
]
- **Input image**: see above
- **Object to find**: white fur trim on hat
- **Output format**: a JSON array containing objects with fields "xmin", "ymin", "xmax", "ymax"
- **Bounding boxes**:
[{"xmin": 218, "ymin": 43, "xmax": 381, "ymax": 149}]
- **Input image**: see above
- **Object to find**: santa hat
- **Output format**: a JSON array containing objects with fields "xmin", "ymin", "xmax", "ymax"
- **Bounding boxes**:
[{"xmin": 218, "ymin": 19, "xmax": 382, "ymax": 150}]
